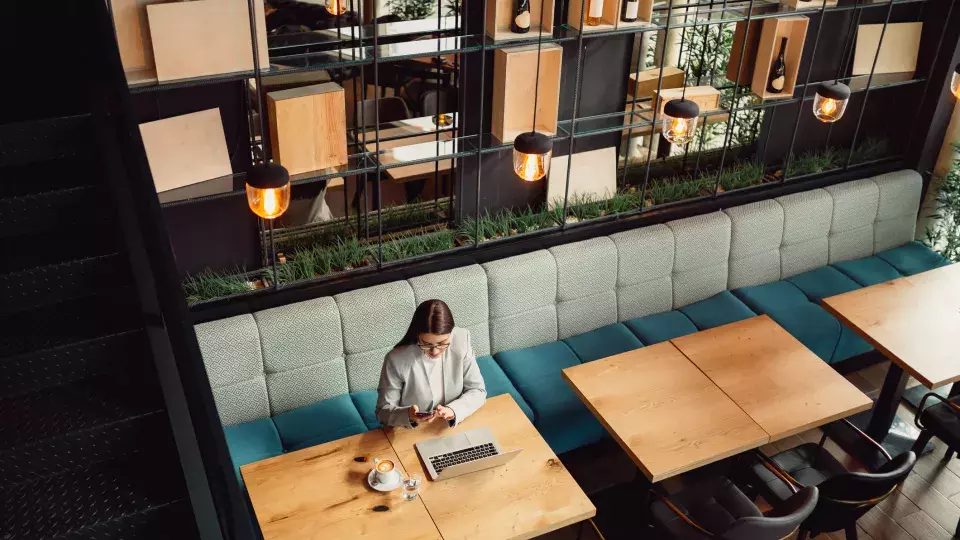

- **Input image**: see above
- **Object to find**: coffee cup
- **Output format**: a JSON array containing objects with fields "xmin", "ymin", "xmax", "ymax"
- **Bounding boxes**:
[{"xmin": 373, "ymin": 458, "xmax": 400, "ymax": 486}]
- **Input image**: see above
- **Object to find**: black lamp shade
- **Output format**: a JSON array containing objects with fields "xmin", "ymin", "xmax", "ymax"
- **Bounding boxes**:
[
  {"xmin": 246, "ymin": 162, "xmax": 290, "ymax": 189},
  {"xmin": 513, "ymin": 131, "xmax": 552, "ymax": 155},
  {"xmin": 663, "ymin": 98, "xmax": 699, "ymax": 120},
  {"xmin": 815, "ymin": 81, "xmax": 851, "ymax": 101}
]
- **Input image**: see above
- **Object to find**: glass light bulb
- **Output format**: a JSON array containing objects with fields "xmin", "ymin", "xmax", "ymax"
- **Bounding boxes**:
[
  {"xmin": 246, "ymin": 183, "xmax": 291, "ymax": 219},
  {"xmin": 812, "ymin": 92, "xmax": 849, "ymax": 123},
  {"xmin": 326, "ymin": 0, "xmax": 346, "ymax": 15},
  {"xmin": 513, "ymin": 149, "xmax": 551, "ymax": 182},
  {"xmin": 662, "ymin": 114, "xmax": 698, "ymax": 145},
  {"xmin": 952, "ymin": 71, "xmax": 960, "ymax": 100}
]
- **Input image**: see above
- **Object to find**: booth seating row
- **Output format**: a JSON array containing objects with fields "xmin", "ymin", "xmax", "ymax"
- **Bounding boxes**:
[{"xmin": 193, "ymin": 170, "xmax": 949, "ymax": 477}]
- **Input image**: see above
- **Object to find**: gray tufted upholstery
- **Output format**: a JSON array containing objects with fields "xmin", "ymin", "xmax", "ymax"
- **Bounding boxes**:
[{"xmin": 195, "ymin": 169, "xmax": 925, "ymax": 426}]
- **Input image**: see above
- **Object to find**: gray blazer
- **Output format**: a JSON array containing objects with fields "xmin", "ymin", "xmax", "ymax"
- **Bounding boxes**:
[{"xmin": 375, "ymin": 327, "xmax": 487, "ymax": 428}]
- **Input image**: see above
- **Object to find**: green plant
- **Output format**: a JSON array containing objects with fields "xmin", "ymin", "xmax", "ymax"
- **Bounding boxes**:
[
  {"xmin": 386, "ymin": 0, "xmax": 436, "ymax": 20},
  {"xmin": 925, "ymin": 145, "xmax": 960, "ymax": 262},
  {"xmin": 849, "ymin": 137, "xmax": 890, "ymax": 164},
  {"xmin": 328, "ymin": 238, "xmax": 367, "ymax": 271},
  {"xmin": 182, "ymin": 268, "xmax": 252, "ymax": 304},
  {"xmin": 718, "ymin": 160, "xmax": 765, "ymax": 191},
  {"xmin": 785, "ymin": 146, "xmax": 843, "ymax": 177},
  {"xmin": 377, "ymin": 229, "xmax": 455, "ymax": 263}
]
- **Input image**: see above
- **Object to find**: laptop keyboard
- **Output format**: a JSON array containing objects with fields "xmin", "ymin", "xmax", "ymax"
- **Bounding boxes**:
[{"xmin": 429, "ymin": 443, "xmax": 498, "ymax": 473}]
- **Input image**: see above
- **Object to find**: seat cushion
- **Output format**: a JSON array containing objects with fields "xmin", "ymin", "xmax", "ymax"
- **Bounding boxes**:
[
  {"xmin": 747, "ymin": 443, "xmax": 848, "ymax": 504},
  {"xmin": 831, "ymin": 256, "xmax": 902, "ymax": 286},
  {"xmin": 494, "ymin": 341, "xmax": 604, "ymax": 454},
  {"xmin": 786, "ymin": 266, "xmax": 862, "ymax": 303},
  {"xmin": 623, "ymin": 311, "xmax": 699, "ymax": 345},
  {"xmin": 350, "ymin": 390, "xmax": 380, "ymax": 431},
  {"xmin": 562, "ymin": 323, "xmax": 644, "ymax": 363},
  {"xmin": 651, "ymin": 477, "xmax": 761, "ymax": 537},
  {"xmin": 679, "ymin": 291, "xmax": 757, "ymax": 330},
  {"xmin": 732, "ymin": 281, "xmax": 842, "ymax": 363},
  {"xmin": 876, "ymin": 241, "xmax": 950, "ymax": 276},
  {"xmin": 272, "ymin": 394, "xmax": 367, "ymax": 452},
  {"xmin": 223, "ymin": 417, "xmax": 284, "ymax": 481},
  {"xmin": 918, "ymin": 398, "xmax": 960, "ymax": 449},
  {"xmin": 476, "ymin": 355, "xmax": 535, "ymax": 422}
]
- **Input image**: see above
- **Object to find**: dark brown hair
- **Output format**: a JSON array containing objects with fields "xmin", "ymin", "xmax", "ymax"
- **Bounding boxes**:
[{"xmin": 396, "ymin": 299, "xmax": 455, "ymax": 348}]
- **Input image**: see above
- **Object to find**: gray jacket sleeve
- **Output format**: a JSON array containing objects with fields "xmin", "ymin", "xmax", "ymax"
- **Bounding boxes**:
[
  {"xmin": 445, "ymin": 331, "xmax": 487, "ymax": 427},
  {"xmin": 375, "ymin": 353, "xmax": 416, "ymax": 429}
]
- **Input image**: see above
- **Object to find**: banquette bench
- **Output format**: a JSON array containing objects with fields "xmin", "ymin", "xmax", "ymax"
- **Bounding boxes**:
[{"xmin": 194, "ymin": 170, "xmax": 949, "ymax": 478}]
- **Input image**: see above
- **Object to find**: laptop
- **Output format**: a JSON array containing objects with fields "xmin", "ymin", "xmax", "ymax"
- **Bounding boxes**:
[{"xmin": 415, "ymin": 427, "xmax": 522, "ymax": 481}]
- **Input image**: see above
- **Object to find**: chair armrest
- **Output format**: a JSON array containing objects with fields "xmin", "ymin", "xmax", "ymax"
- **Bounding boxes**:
[
  {"xmin": 753, "ymin": 451, "xmax": 800, "ymax": 494},
  {"xmin": 840, "ymin": 418, "xmax": 892, "ymax": 463},
  {"xmin": 650, "ymin": 489, "xmax": 716, "ymax": 538},
  {"xmin": 915, "ymin": 392, "xmax": 960, "ymax": 430}
]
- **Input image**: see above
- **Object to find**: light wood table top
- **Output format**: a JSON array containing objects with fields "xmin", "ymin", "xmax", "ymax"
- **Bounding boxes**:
[
  {"xmin": 364, "ymin": 126, "xmax": 455, "ymax": 182},
  {"xmin": 672, "ymin": 315, "xmax": 873, "ymax": 442},
  {"xmin": 562, "ymin": 342, "xmax": 769, "ymax": 483},
  {"xmin": 385, "ymin": 394, "xmax": 596, "ymax": 540},
  {"xmin": 822, "ymin": 264, "xmax": 960, "ymax": 389},
  {"xmin": 241, "ymin": 430, "xmax": 442, "ymax": 540}
]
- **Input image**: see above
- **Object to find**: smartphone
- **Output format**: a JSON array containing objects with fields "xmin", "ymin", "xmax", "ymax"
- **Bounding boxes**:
[{"xmin": 415, "ymin": 411, "xmax": 434, "ymax": 418}]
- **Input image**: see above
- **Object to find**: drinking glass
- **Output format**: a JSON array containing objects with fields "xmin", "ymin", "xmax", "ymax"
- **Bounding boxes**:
[{"xmin": 401, "ymin": 473, "xmax": 421, "ymax": 501}]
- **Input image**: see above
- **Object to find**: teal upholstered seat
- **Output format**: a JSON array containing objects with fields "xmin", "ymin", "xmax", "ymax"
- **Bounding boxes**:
[
  {"xmin": 876, "ymin": 241, "xmax": 950, "ymax": 276},
  {"xmin": 623, "ymin": 310, "xmax": 699, "ymax": 345},
  {"xmin": 223, "ymin": 417, "xmax": 284, "ymax": 481},
  {"xmin": 562, "ymin": 323, "xmax": 644, "ymax": 363},
  {"xmin": 831, "ymin": 257, "xmax": 901, "ymax": 286},
  {"xmin": 786, "ymin": 266, "xmax": 862, "ymax": 303},
  {"xmin": 679, "ymin": 291, "xmax": 757, "ymax": 330},
  {"xmin": 732, "ymin": 281, "xmax": 842, "ymax": 362},
  {"xmin": 350, "ymin": 390, "xmax": 380, "ymax": 431},
  {"xmin": 272, "ymin": 394, "xmax": 367, "ymax": 452},
  {"xmin": 494, "ymin": 341, "xmax": 604, "ymax": 455},
  {"xmin": 476, "ymin": 355, "xmax": 535, "ymax": 422}
]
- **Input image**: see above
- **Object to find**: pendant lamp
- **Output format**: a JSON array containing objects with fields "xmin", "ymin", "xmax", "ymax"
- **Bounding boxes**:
[
  {"xmin": 951, "ymin": 63, "xmax": 960, "ymax": 99},
  {"xmin": 662, "ymin": 98, "xmax": 700, "ymax": 145},
  {"xmin": 812, "ymin": 81, "xmax": 851, "ymax": 123},
  {"xmin": 246, "ymin": 162, "xmax": 291, "ymax": 219},
  {"xmin": 513, "ymin": 0, "xmax": 551, "ymax": 181},
  {"xmin": 326, "ymin": 0, "xmax": 347, "ymax": 15}
]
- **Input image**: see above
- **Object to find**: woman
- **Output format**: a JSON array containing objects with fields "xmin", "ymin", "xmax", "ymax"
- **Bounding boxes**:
[{"xmin": 376, "ymin": 299, "xmax": 486, "ymax": 428}]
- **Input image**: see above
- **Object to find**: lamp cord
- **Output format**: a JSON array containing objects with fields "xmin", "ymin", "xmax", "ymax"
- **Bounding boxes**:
[
  {"xmin": 531, "ymin": 0, "xmax": 546, "ymax": 132},
  {"xmin": 835, "ymin": 0, "xmax": 861, "ymax": 85},
  {"xmin": 246, "ymin": 0, "xmax": 269, "ymax": 165},
  {"xmin": 679, "ymin": 3, "xmax": 692, "ymax": 102}
]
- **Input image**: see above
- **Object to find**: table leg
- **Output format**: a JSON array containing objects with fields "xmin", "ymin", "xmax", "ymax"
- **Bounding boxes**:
[{"xmin": 866, "ymin": 363, "xmax": 908, "ymax": 441}]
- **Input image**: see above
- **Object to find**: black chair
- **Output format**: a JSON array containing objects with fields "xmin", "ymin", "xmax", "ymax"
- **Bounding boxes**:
[
  {"xmin": 357, "ymin": 97, "xmax": 411, "ymax": 128},
  {"xmin": 740, "ymin": 420, "xmax": 916, "ymax": 540},
  {"xmin": 649, "ymin": 473, "xmax": 818, "ymax": 539},
  {"xmin": 913, "ymin": 392, "xmax": 960, "ymax": 535}
]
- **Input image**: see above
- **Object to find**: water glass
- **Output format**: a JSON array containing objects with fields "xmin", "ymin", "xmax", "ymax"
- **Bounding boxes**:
[{"xmin": 401, "ymin": 473, "xmax": 421, "ymax": 501}]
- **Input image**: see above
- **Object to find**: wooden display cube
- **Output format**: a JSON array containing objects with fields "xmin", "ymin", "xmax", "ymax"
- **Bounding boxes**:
[
  {"xmin": 492, "ymin": 44, "xmax": 562, "ymax": 144},
  {"xmin": 628, "ymin": 67, "xmax": 685, "ymax": 99},
  {"xmin": 853, "ymin": 22, "xmax": 922, "ymax": 77},
  {"xmin": 485, "ymin": 0, "xmax": 554, "ymax": 42},
  {"xmin": 751, "ymin": 16, "xmax": 809, "ymax": 101},
  {"xmin": 780, "ymin": 0, "xmax": 837, "ymax": 8},
  {"xmin": 147, "ymin": 0, "xmax": 269, "ymax": 82},
  {"xmin": 651, "ymin": 86, "xmax": 721, "ymax": 116},
  {"xmin": 727, "ymin": 20, "xmax": 763, "ymax": 85},
  {"xmin": 567, "ymin": 0, "xmax": 617, "ymax": 32},
  {"xmin": 616, "ymin": 0, "xmax": 655, "ymax": 29},
  {"xmin": 267, "ymin": 83, "xmax": 348, "ymax": 176}
]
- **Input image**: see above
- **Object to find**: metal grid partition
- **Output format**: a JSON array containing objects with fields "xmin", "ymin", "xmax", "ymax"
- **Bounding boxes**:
[{"xmin": 121, "ymin": 0, "xmax": 960, "ymax": 308}]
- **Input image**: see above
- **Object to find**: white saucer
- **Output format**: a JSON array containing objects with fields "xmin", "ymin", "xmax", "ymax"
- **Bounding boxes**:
[{"xmin": 367, "ymin": 469, "xmax": 402, "ymax": 492}]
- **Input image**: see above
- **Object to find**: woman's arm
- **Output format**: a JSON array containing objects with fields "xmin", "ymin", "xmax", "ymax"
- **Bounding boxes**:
[
  {"xmin": 375, "ymin": 352, "xmax": 417, "ymax": 428},
  {"xmin": 444, "ymin": 330, "xmax": 487, "ymax": 427}
]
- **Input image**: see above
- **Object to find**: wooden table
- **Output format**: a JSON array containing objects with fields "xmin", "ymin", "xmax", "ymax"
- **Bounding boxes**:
[
  {"xmin": 672, "ymin": 315, "xmax": 873, "ymax": 442},
  {"xmin": 822, "ymin": 264, "xmax": 960, "ymax": 459},
  {"xmin": 562, "ymin": 342, "xmax": 770, "ymax": 482},
  {"xmin": 385, "ymin": 394, "xmax": 596, "ymax": 540},
  {"xmin": 241, "ymin": 430, "xmax": 442, "ymax": 540},
  {"xmin": 364, "ymin": 126, "xmax": 455, "ymax": 182}
]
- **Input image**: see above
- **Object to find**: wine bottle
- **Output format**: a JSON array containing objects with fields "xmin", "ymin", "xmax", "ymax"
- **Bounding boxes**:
[
  {"xmin": 512, "ymin": 0, "xmax": 531, "ymax": 33},
  {"xmin": 767, "ymin": 37, "xmax": 788, "ymax": 94},
  {"xmin": 621, "ymin": 0, "xmax": 638, "ymax": 22},
  {"xmin": 586, "ymin": 0, "xmax": 603, "ymax": 26}
]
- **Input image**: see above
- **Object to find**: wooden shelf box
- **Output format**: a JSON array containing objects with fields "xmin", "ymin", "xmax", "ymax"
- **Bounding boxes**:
[
  {"xmin": 268, "ymin": 83, "xmax": 348, "ymax": 175},
  {"xmin": 651, "ymin": 86, "xmax": 721, "ymax": 116},
  {"xmin": 492, "ymin": 44, "xmax": 562, "ymax": 144},
  {"xmin": 566, "ymin": 0, "xmax": 617, "ymax": 32},
  {"xmin": 751, "ymin": 16, "xmax": 809, "ymax": 101},
  {"xmin": 616, "ymin": 0, "xmax": 655, "ymax": 29},
  {"xmin": 485, "ymin": 0, "xmax": 555, "ymax": 42},
  {"xmin": 628, "ymin": 66, "xmax": 685, "ymax": 99}
]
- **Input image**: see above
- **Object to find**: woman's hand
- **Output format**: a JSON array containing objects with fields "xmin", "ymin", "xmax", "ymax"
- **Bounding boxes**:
[
  {"xmin": 409, "ymin": 404, "xmax": 435, "ymax": 424},
  {"xmin": 435, "ymin": 405, "xmax": 455, "ymax": 422}
]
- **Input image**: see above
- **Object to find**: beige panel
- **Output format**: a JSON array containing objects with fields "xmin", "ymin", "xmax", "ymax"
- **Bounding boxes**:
[
  {"xmin": 267, "ymin": 83, "xmax": 348, "ymax": 176},
  {"xmin": 546, "ymin": 146, "xmax": 617, "ymax": 208},
  {"xmin": 853, "ymin": 23, "xmax": 922, "ymax": 76},
  {"xmin": 147, "ymin": 0, "xmax": 269, "ymax": 82},
  {"xmin": 111, "ymin": 0, "xmax": 169, "ymax": 73},
  {"xmin": 139, "ymin": 109, "xmax": 233, "ymax": 193},
  {"xmin": 492, "ymin": 44, "xmax": 562, "ymax": 143}
]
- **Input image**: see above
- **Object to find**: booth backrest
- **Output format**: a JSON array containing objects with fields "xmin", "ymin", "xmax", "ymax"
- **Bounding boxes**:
[{"xmin": 195, "ymin": 170, "xmax": 923, "ymax": 427}]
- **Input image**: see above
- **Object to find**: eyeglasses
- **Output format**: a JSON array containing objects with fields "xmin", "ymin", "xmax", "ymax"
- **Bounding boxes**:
[{"xmin": 417, "ymin": 340, "xmax": 450, "ymax": 353}]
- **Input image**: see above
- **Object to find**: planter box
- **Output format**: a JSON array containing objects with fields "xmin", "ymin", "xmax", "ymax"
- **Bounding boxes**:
[
  {"xmin": 492, "ymin": 44, "xmax": 562, "ymax": 143},
  {"xmin": 751, "ymin": 16, "xmax": 809, "ymax": 101}
]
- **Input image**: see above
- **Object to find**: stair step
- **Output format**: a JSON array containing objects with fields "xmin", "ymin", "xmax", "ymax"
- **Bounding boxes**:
[
  {"xmin": 0, "ymin": 154, "xmax": 101, "ymax": 199},
  {"xmin": 0, "ymin": 224, "xmax": 122, "ymax": 275},
  {"xmin": 0, "ymin": 254, "xmax": 130, "ymax": 315},
  {"xmin": 0, "ymin": 186, "xmax": 113, "ymax": 239},
  {"xmin": 52, "ymin": 500, "xmax": 199, "ymax": 540},
  {"xmin": 0, "ymin": 115, "xmax": 93, "ymax": 168}
]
